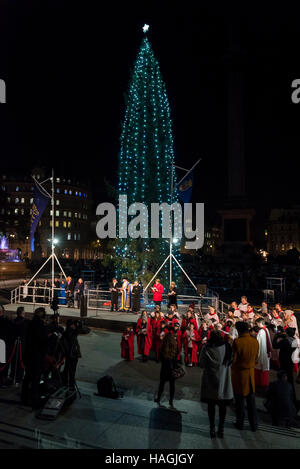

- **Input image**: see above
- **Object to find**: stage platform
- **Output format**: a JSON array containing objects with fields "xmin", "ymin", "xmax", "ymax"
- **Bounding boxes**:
[{"xmin": 4, "ymin": 303, "xmax": 138, "ymax": 332}]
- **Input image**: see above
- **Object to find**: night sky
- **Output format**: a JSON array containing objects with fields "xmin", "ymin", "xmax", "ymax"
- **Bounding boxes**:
[{"xmin": 0, "ymin": 1, "xmax": 300, "ymax": 209}]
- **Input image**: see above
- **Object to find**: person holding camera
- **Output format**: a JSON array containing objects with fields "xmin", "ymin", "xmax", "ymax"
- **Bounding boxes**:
[
  {"xmin": 61, "ymin": 319, "xmax": 82, "ymax": 391},
  {"xmin": 21, "ymin": 307, "xmax": 49, "ymax": 409},
  {"xmin": 154, "ymin": 331, "xmax": 178, "ymax": 408}
]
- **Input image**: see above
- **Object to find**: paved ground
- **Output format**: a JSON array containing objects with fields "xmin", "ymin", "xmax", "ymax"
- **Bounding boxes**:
[{"xmin": 0, "ymin": 329, "xmax": 300, "ymax": 449}]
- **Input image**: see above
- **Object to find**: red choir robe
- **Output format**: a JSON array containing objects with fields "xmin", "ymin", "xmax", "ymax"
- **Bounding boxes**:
[
  {"xmin": 136, "ymin": 317, "xmax": 153, "ymax": 356},
  {"xmin": 183, "ymin": 329, "xmax": 199, "ymax": 365},
  {"xmin": 166, "ymin": 317, "xmax": 180, "ymax": 329},
  {"xmin": 181, "ymin": 317, "xmax": 198, "ymax": 332},
  {"xmin": 121, "ymin": 330, "xmax": 135, "ymax": 361}
]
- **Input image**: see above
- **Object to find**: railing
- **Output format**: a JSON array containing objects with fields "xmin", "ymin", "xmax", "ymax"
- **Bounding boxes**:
[
  {"xmin": 11, "ymin": 286, "xmax": 70, "ymax": 308},
  {"xmin": 10, "ymin": 284, "xmax": 228, "ymax": 316}
]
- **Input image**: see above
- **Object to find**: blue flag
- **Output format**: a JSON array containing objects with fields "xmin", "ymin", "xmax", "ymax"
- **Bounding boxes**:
[
  {"xmin": 178, "ymin": 170, "xmax": 194, "ymax": 203},
  {"xmin": 30, "ymin": 183, "xmax": 50, "ymax": 252}
]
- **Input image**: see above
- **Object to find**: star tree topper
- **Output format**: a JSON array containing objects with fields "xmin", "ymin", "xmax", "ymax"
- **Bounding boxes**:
[{"xmin": 143, "ymin": 24, "xmax": 150, "ymax": 34}]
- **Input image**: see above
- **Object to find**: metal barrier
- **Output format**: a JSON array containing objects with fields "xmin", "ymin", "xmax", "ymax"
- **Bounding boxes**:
[
  {"xmin": 11, "ymin": 286, "xmax": 71, "ymax": 308},
  {"xmin": 10, "ymin": 285, "xmax": 226, "ymax": 315}
]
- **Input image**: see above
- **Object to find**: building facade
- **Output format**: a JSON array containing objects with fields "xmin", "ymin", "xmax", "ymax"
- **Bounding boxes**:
[
  {"xmin": 266, "ymin": 207, "xmax": 300, "ymax": 256},
  {"xmin": 0, "ymin": 170, "xmax": 100, "ymax": 260}
]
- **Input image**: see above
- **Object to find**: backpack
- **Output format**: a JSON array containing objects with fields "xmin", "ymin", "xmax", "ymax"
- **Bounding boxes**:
[{"xmin": 95, "ymin": 375, "xmax": 123, "ymax": 399}]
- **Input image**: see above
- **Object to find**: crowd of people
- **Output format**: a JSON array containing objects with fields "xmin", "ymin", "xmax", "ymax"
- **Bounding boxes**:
[
  {"xmin": 121, "ymin": 294, "xmax": 300, "ymax": 434},
  {"xmin": 0, "ymin": 305, "xmax": 82, "ymax": 410}
]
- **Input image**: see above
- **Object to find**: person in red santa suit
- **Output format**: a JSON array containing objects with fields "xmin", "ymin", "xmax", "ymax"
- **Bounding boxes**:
[
  {"xmin": 204, "ymin": 306, "xmax": 220, "ymax": 324},
  {"xmin": 151, "ymin": 278, "xmax": 164, "ymax": 307},
  {"xmin": 181, "ymin": 309, "xmax": 198, "ymax": 332},
  {"xmin": 136, "ymin": 311, "xmax": 152, "ymax": 362},
  {"xmin": 254, "ymin": 318, "xmax": 272, "ymax": 389},
  {"xmin": 121, "ymin": 326, "xmax": 135, "ymax": 361},
  {"xmin": 183, "ymin": 323, "xmax": 199, "ymax": 367}
]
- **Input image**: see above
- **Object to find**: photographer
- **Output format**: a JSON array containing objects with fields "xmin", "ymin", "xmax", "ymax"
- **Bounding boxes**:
[
  {"xmin": 0, "ymin": 305, "xmax": 14, "ymax": 388},
  {"xmin": 21, "ymin": 307, "xmax": 49, "ymax": 409},
  {"xmin": 61, "ymin": 319, "xmax": 82, "ymax": 391}
]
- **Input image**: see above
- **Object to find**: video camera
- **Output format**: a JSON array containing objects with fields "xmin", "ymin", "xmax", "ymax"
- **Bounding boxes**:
[{"xmin": 50, "ymin": 297, "xmax": 59, "ymax": 313}]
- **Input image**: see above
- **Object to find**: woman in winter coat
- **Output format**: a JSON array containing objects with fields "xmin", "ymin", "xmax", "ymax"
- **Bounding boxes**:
[
  {"xmin": 154, "ymin": 332, "xmax": 178, "ymax": 408},
  {"xmin": 199, "ymin": 330, "xmax": 233, "ymax": 439}
]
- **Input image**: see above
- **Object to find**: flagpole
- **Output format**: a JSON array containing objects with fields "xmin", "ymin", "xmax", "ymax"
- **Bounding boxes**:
[
  {"xmin": 176, "ymin": 158, "xmax": 202, "ymax": 188},
  {"xmin": 51, "ymin": 168, "xmax": 55, "ymax": 300},
  {"xmin": 169, "ymin": 160, "xmax": 174, "ymax": 286}
]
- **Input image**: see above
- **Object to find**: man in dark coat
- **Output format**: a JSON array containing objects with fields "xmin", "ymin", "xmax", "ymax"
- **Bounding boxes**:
[
  {"xmin": 109, "ymin": 278, "xmax": 119, "ymax": 312},
  {"xmin": 9, "ymin": 306, "xmax": 29, "ymax": 384},
  {"xmin": 21, "ymin": 307, "xmax": 49, "ymax": 409},
  {"xmin": 272, "ymin": 327, "xmax": 297, "ymax": 405},
  {"xmin": 61, "ymin": 319, "xmax": 82, "ymax": 390},
  {"xmin": 131, "ymin": 280, "xmax": 141, "ymax": 314},
  {"xmin": 0, "ymin": 305, "xmax": 14, "ymax": 387},
  {"xmin": 74, "ymin": 278, "xmax": 84, "ymax": 309},
  {"xmin": 265, "ymin": 370, "xmax": 297, "ymax": 427}
]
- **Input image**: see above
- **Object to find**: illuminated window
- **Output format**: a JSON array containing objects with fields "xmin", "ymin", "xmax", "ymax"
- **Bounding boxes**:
[
  {"xmin": 63, "ymin": 211, "xmax": 67, "ymax": 217},
  {"xmin": 68, "ymin": 221, "xmax": 71, "ymax": 228},
  {"xmin": 21, "ymin": 198, "xmax": 25, "ymax": 203},
  {"xmin": 21, "ymin": 209, "xmax": 24, "ymax": 215},
  {"xmin": 67, "ymin": 232, "xmax": 71, "ymax": 240},
  {"xmin": 30, "ymin": 198, "xmax": 33, "ymax": 204},
  {"xmin": 69, "ymin": 190, "xmax": 72, "ymax": 195},
  {"xmin": 14, "ymin": 208, "xmax": 19, "ymax": 214},
  {"xmin": 74, "ymin": 233, "xmax": 77, "ymax": 240},
  {"xmin": 63, "ymin": 221, "xmax": 67, "ymax": 228},
  {"xmin": 68, "ymin": 211, "xmax": 72, "ymax": 218},
  {"xmin": 64, "ymin": 190, "xmax": 67, "ymax": 194},
  {"xmin": 56, "ymin": 200, "xmax": 60, "ymax": 205},
  {"xmin": 16, "ymin": 186, "xmax": 19, "ymax": 191},
  {"xmin": 55, "ymin": 221, "xmax": 59, "ymax": 227},
  {"xmin": 78, "ymin": 233, "xmax": 81, "ymax": 240},
  {"xmin": 56, "ymin": 188, "xmax": 60, "ymax": 193},
  {"xmin": 56, "ymin": 178, "xmax": 60, "ymax": 183},
  {"xmin": 7, "ymin": 197, "xmax": 11, "ymax": 203},
  {"xmin": 15, "ymin": 198, "xmax": 19, "ymax": 203},
  {"xmin": 74, "ymin": 212, "xmax": 78, "ymax": 218},
  {"xmin": 78, "ymin": 213, "xmax": 81, "ymax": 219},
  {"xmin": 50, "ymin": 220, "xmax": 53, "ymax": 227},
  {"xmin": 56, "ymin": 210, "xmax": 60, "ymax": 217}
]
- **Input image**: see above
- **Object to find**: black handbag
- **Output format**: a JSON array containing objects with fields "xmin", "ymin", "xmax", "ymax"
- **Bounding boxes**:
[{"xmin": 172, "ymin": 366, "xmax": 185, "ymax": 380}]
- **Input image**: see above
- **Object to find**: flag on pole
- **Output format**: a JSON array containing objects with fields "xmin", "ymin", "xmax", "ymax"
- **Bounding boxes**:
[
  {"xmin": 178, "ymin": 170, "xmax": 194, "ymax": 203},
  {"xmin": 30, "ymin": 182, "xmax": 50, "ymax": 252}
]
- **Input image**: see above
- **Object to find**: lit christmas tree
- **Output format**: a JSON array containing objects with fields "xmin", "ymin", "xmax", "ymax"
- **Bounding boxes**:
[{"xmin": 115, "ymin": 25, "xmax": 179, "ymax": 287}]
